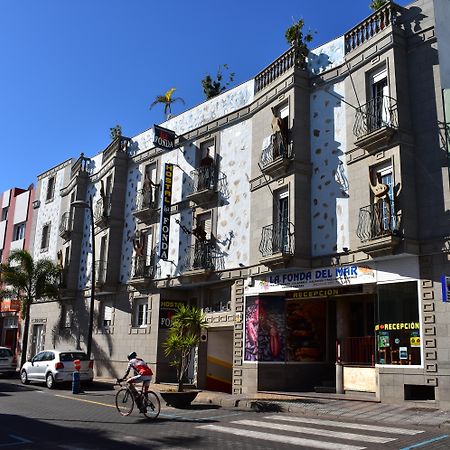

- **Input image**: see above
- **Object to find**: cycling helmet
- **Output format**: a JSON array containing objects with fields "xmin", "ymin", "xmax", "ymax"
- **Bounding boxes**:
[{"xmin": 127, "ymin": 351, "xmax": 137, "ymax": 360}]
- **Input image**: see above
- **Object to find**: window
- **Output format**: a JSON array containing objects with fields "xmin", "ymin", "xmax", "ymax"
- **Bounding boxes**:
[
  {"xmin": 204, "ymin": 285, "xmax": 231, "ymax": 313},
  {"xmin": 62, "ymin": 306, "xmax": 72, "ymax": 328},
  {"xmin": 199, "ymin": 139, "xmax": 215, "ymax": 166},
  {"xmin": 101, "ymin": 304, "xmax": 113, "ymax": 329},
  {"xmin": 13, "ymin": 223, "xmax": 26, "ymax": 241},
  {"xmin": 133, "ymin": 298, "xmax": 149, "ymax": 327},
  {"xmin": 1, "ymin": 207, "xmax": 8, "ymax": 221},
  {"xmin": 369, "ymin": 66, "xmax": 390, "ymax": 131},
  {"xmin": 378, "ymin": 166, "xmax": 395, "ymax": 231},
  {"xmin": 46, "ymin": 176, "xmax": 55, "ymax": 201},
  {"xmin": 275, "ymin": 188, "xmax": 290, "ymax": 253},
  {"xmin": 41, "ymin": 223, "xmax": 51, "ymax": 250},
  {"xmin": 375, "ymin": 282, "xmax": 421, "ymax": 366},
  {"xmin": 195, "ymin": 211, "xmax": 212, "ymax": 241}
]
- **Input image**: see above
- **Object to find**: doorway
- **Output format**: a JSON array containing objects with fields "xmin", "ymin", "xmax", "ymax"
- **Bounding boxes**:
[{"xmin": 205, "ymin": 328, "xmax": 233, "ymax": 393}]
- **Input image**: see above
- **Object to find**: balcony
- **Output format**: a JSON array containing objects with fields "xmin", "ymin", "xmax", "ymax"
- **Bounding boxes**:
[
  {"xmin": 186, "ymin": 166, "xmax": 218, "ymax": 205},
  {"xmin": 356, "ymin": 201, "xmax": 401, "ymax": 256},
  {"xmin": 344, "ymin": 2, "xmax": 401, "ymax": 54},
  {"xmin": 131, "ymin": 253, "xmax": 159, "ymax": 281},
  {"xmin": 183, "ymin": 240, "xmax": 224, "ymax": 276},
  {"xmin": 259, "ymin": 221, "xmax": 295, "ymax": 268},
  {"xmin": 353, "ymin": 95, "xmax": 398, "ymax": 152},
  {"xmin": 59, "ymin": 212, "xmax": 73, "ymax": 240},
  {"xmin": 95, "ymin": 260, "xmax": 107, "ymax": 287},
  {"xmin": 259, "ymin": 138, "xmax": 292, "ymax": 178},
  {"xmin": 94, "ymin": 195, "xmax": 111, "ymax": 227},
  {"xmin": 132, "ymin": 186, "xmax": 161, "ymax": 224}
]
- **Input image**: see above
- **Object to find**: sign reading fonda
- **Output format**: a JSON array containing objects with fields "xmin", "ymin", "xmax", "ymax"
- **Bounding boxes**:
[
  {"xmin": 159, "ymin": 163, "xmax": 173, "ymax": 260},
  {"xmin": 153, "ymin": 125, "xmax": 176, "ymax": 150}
]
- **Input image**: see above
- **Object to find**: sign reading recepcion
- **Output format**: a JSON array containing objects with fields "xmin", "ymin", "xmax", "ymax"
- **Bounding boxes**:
[{"xmin": 159, "ymin": 163, "xmax": 173, "ymax": 260}]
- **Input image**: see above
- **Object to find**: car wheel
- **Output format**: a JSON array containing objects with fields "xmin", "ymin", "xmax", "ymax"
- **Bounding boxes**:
[
  {"xmin": 46, "ymin": 373, "xmax": 55, "ymax": 389},
  {"xmin": 20, "ymin": 370, "xmax": 30, "ymax": 384}
]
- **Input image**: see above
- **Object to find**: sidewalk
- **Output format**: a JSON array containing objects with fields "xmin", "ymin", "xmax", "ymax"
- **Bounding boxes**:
[{"xmin": 96, "ymin": 378, "xmax": 450, "ymax": 429}]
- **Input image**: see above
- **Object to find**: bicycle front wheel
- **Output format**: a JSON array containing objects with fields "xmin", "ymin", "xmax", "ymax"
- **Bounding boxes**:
[
  {"xmin": 142, "ymin": 391, "xmax": 161, "ymax": 419},
  {"xmin": 115, "ymin": 388, "xmax": 135, "ymax": 416}
]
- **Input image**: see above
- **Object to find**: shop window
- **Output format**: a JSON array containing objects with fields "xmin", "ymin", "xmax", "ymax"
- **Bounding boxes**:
[
  {"xmin": 41, "ymin": 223, "xmax": 51, "ymax": 250},
  {"xmin": 133, "ymin": 298, "xmax": 149, "ymax": 327},
  {"xmin": 46, "ymin": 176, "xmax": 55, "ymax": 202},
  {"xmin": 375, "ymin": 281, "xmax": 421, "ymax": 365},
  {"xmin": 13, "ymin": 223, "xmax": 26, "ymax": 241}
]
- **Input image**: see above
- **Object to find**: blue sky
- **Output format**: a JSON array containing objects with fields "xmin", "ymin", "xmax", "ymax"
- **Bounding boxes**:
[{"xmin": 0, "ymin": 0, "xmax": 408, "ymax": 192}]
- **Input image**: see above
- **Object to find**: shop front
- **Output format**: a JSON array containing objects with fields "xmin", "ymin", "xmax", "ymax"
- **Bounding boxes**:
[{"xmin": 243, "ymin": 259, "xmax": 422, "ymax": 395}]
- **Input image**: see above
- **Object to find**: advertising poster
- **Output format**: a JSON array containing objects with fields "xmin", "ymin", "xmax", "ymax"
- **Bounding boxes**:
[
  {"xmin": 285, "ymin": 299, "xmax": 326, "ymax": 362},
  {"xmin": 244, "ymin": 296, "xmax": 285, "ymax": 362}
]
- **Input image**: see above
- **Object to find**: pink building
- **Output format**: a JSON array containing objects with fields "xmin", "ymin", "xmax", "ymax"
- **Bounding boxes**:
[{"xmin": 0, "ymin": 185, "xmax": 35, "ymax": 356}]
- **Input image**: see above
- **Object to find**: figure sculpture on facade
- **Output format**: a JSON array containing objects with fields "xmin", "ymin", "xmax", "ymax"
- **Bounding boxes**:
[
  {"xmin": 271, "ymin": 107, "xmax": 288, "ymax": 159},
  {"xmin": 369, "ymin": 168, "xmax": 391, "ymax": 235}
]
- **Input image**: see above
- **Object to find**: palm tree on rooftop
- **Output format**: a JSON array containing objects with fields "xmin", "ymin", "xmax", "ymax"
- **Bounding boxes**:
[{"xmin": 150, "ymin": 88, "xmax": 185, "ymax": 120}]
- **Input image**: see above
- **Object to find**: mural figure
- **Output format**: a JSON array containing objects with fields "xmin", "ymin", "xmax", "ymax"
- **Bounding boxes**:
[
  {"xmin": 369, "ymin": 168, "xmax": 391, "ymax": 235},
  {"xmin": 271, "ymin": 107, "xmax": 288, "ymax": 159}
]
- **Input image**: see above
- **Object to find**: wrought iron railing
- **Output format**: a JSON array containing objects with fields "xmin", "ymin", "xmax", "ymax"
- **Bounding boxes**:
[
  {"xmin": 132, "ymin": 253, "xmax": 158, "ymax": 279},
  {"xmin": 184, "ymin": 240, "xmax": 224, "ymax": 272},
  {"xmin": 353, "ymin": 95, "xmax": 398, "ymax": 139},
  {"xmin": 188, "ymin": 166, "xmax": 218, "ymax": 194},
  {"xmin": 356, "ymin": 200, "xmax": 399, "ymax": 242},
  {"xmin": 94, "ymin": 195, "xmax": 111, "ymax": 223},
  {"xmin": 59, "ymin": 211, "xmax": 73, "ymax": 237},
  {"xmin": 95, "ymin": 260, "xmax": 107, "ymax": 285},
  {"xmin": 260, "ymin": 138, "xmax": 292, "ymax": 169},
  {"xmin": 339, "ymin": 336, "xmax": 375, "ymax": 366},
  {"xmin": 259, "ymin": 221, "xmax": 295, "ymax": 258},
  {"xmin": 344, "ymin": 1, "xmax": 401, "ymax": 53},
  {"xmin": 134, "ymin": 185, "xmax": 161, "ymax": 212}
]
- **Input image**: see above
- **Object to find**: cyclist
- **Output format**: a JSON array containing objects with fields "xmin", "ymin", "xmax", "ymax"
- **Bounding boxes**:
[{"xmin": 120, "ymin": 352, "xmax": 153, "ymax": 412}]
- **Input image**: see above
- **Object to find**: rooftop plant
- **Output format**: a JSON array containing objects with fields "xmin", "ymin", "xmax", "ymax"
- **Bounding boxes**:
[
  {"xmin": 285, "ymin": 18, "xmax": 314, "ymax": 67},
  {"xmin": 201, "ymin": 64, "xmax": 235, "ymax": 100}
]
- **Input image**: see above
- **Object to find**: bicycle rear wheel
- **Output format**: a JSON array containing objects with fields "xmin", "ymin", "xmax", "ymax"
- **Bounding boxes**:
[
  {"xmin": 142, "ymin": 391, "xmax": 161, "ymax": 419},
  {"xmin": 115, "ymin": 388, "xmax": 134, "ymax": 416}
]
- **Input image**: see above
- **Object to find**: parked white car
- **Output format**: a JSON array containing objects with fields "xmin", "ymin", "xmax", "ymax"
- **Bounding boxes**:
[
  {"xmin": 0, "ymin": 347, "xmax": 16, "ymax": 375},
  {"xmin": 20, "ymin": 350, "xmax": 94, "ymax": 388}
]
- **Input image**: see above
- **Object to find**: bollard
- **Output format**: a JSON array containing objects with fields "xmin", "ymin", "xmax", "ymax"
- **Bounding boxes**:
[{"xmin": 72, "ymin": 370, "xmax": 81, "ymax": 394}]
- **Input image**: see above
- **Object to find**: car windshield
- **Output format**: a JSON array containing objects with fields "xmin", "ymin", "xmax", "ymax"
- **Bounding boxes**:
[
  {"xmin": 60, "ymin": 352, "xmax": 89, "ymax": 362},
  {"xmin": 0, "ymin": 348, "xmax": 12, "ymax": 358}
]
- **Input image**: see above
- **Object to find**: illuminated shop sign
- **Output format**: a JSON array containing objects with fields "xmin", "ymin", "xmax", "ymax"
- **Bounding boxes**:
[
  {"xmin": 158, "ymin": 163, "xmax": 173, "ymax": 260},
  {"xmin": 153, "ymin": 125, "xmax": 176, "ymax": 150},
  {"xmin": 374, "ymin": 322, "xmax": 420, "ymax": 331},
  {"xmin": 248, "ymin": 265, "xmax": 375, "ymax": 293},
  {"xmin": 441, "ymin": 275, "xmax": 450, "ymax": 302}
]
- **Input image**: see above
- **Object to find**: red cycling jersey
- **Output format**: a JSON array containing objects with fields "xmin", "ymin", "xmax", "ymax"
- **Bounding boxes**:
[{"xmin": 128, "ymin": 357, "xmax": 153, "ymax": 376}]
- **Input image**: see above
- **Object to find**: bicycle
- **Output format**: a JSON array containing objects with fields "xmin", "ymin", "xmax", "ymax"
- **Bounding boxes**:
[{"xmin": 115, "ymin": 378, "xmax": 161, "ymax": 419}]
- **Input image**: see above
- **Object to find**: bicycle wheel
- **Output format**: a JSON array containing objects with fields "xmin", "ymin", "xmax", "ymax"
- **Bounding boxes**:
[
  {"xmin": 115, "ymin": 388, "xmax": 135, "ymax": 416},
  {"xmin": 142, "ymin": 391, "xmax": 161, "ymax": 419}
]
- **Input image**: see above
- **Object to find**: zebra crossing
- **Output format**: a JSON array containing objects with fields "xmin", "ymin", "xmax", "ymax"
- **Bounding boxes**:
[{"xmin": 197, "ymin": 415, "xmax": 426, "ymax": 449}]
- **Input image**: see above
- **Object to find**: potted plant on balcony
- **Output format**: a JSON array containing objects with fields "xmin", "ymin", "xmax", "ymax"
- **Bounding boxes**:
[
  {"xmin": 285, "ymin": 18, "xmax": 314, "ymax": 68},
  {"xmin": 161, "ymin": 304, "xmax": 207, "ymax": 408}
]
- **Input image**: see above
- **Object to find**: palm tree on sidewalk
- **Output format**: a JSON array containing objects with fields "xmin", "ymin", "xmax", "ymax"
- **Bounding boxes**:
[
  {"xmin": 0, "ymin": 250, "xmax": 60, "ymax": 367},
  {"xmin": 149, "ymin": 87, "xmax": 185, "ymax": 120}
]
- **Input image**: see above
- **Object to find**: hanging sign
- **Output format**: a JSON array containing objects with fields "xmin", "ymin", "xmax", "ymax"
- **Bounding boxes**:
[
  {"xmin": 153, "ymin": 125, "xmax": 176, "ymax": 150},
  {"xmin": 441, "ymin": 275, "xmax": 450, "ymax": 302},
  {"xmin": 159, "ymin": 163, "xmax": 173, "ymax": 260}
]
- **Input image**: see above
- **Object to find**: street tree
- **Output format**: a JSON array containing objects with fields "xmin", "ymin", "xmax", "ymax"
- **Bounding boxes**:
[{"xmin": 0, "ymin": 250, "xmax": 60, "ymax": 367}]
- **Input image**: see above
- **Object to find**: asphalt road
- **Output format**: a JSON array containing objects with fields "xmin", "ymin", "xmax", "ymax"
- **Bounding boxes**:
[{"xmin": 1, "ymin": 377, "xmax": 449, "ymax": 449}]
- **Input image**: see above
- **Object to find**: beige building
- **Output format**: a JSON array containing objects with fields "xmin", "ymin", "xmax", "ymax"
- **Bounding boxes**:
[{"xmin": 27, "ymin": 0, "xmax": 450, "ymax": 406}]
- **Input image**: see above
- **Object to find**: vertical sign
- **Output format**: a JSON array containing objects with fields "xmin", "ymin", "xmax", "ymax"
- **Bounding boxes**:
[
  {"xmin": 442, "ymin": 274, "xmax": 450, "ymax": 302},
  {"xmin": 159, "ymin": 163, "xmax": 173, "ymax": 260}
]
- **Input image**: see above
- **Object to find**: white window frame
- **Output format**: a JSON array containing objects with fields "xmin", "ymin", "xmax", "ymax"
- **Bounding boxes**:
[
  {"xmin": 133, "ymin": 298, "xmax": 149, "ymax": 328},
  {"xmin": 13, "ymin": 222, "xmax": 26, "ymax": 241}
]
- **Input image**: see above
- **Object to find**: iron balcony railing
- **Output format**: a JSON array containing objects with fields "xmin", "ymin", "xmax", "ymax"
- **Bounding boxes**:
[
  {"xmin": 95, "ymin": 260, "xmax": 107, "ymax": 286},
  {"xmin": 134, "ymin": 185, "xmax": 161, "ymax": 212},
  {"xmin": 132, "ymin": 253, "xmax": 158, "ymax": 279},
  {"xmin": 260, "ymin": 138, "xmax": 292, "ymax": 169},
  {"xmin": 184, "ymin": 240, "xmax": 224, "ymax": 272},
  {"xmin": 94, "ymin": 195, "xmax": 111, "ymax": 223},
  {"xmin": 344, "ymin": 1, "xmax": 401, "ymax": 54},
  {"xmin": 188, "ymin": 166, "xmax": 218, "ymax": 195},
  {"xmin": 259, "ymin": 221, "xmax": 295, "ymax": 258},
  {"xmin": 353, "ymin": 95, "xmax": 398, "ymax": 139},
  {"xmin": 356, "ymin": 200, "xmax": 399, "ymax": 242},
  {"xmin": 59, "ymin": 211, "xmax": 73, "ymax": 237},
  {"xmin": 339, "ymin": 337, "xmax": 375, "ymax": 366}
]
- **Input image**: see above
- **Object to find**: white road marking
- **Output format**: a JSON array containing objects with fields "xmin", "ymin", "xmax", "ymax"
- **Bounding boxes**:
[
  {"xmin": 234, "ymin": 419, "xmax": 395, "ymax": 443},
  {"xmin": 197, "ymin": 424, "xmax": 366, "ymax": 450},
  {"xmin": 266, "ymin": 415, "xmax": 425, "ymax": 435}
]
